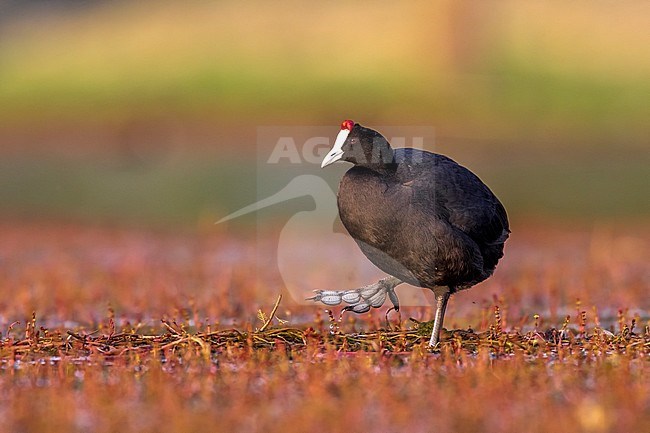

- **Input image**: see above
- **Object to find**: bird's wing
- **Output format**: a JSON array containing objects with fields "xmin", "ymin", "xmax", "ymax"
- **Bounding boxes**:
[{"xmin": 408, "ymin": 153, "xmax": 510, "ymax": 247}]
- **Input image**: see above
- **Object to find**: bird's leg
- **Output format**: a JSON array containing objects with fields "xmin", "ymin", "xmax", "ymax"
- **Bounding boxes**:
[
  {"xmin": 428, "ymin": 288, "xmax": 451, "ymax": 347},
  {"xmin": 307, "ymin": 276, "xmax": 403, "ymax": 314}
]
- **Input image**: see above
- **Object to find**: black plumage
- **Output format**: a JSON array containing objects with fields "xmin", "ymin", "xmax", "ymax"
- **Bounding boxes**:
[{"xmin": 317, "ymin": 120, "xmax": 509, "ymax": 346}]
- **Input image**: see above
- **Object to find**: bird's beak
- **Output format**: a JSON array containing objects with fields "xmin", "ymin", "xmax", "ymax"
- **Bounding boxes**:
[{"xmin": 321, "ymin": 129, "xmax": 349, "ymax": 168}]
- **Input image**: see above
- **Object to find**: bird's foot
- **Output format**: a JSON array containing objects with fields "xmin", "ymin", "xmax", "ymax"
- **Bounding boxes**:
[
  {"xmin": 385, "ymin": 305, "xmax": 402, "ymax": 331},
  {"xmin": 307, "ymin": 276, "xmax": 403, "ymax": 314}
]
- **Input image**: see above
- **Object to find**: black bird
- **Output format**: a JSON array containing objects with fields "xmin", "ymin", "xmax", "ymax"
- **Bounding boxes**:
[{"xmin": 309, "ymin": 120, "xmax": 509, "ymax": 346}]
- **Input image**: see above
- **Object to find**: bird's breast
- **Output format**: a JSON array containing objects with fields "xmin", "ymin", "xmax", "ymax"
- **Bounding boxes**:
[{"xmin": 337, "ymin": 169, "xmax": 420, "ymax": 265}]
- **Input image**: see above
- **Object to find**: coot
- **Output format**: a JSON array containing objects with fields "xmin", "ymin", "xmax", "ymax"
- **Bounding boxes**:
[{"xmin": 309, "ymin": 120, "xmax": 509, "ymax": 346}]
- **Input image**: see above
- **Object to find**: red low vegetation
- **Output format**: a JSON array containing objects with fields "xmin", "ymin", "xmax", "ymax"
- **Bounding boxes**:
[{"xmin": 0, "ymin": 221, "xmax": 648, "ymax": 432}]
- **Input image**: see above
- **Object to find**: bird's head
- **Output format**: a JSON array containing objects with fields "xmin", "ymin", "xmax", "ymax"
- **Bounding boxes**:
[{"xmin": 321, "ymin": 120, "xmax": 394, "ymax": 169}]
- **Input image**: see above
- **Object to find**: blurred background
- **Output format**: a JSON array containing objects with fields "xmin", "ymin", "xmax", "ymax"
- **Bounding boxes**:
[{"xmin": 0, "ymin": 0, "xmax": 648, "ymax": 227}]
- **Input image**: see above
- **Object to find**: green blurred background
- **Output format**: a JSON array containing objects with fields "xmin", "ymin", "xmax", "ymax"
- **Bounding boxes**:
[{"xmin": 1, "ymin": 0, "xmax": 648, "ymax": 228}]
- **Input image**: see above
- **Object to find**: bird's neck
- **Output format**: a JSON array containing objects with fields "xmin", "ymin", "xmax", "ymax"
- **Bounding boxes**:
[{"xmin": 356, "ymin": 142, "xmax": 396, "ymax": 174}]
